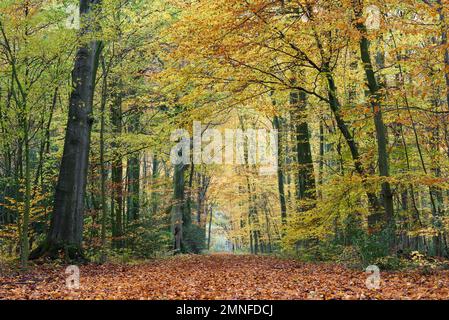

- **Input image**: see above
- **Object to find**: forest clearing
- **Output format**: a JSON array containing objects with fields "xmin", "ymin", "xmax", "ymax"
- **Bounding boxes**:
[{"xmin": 2, "ymin": 0, "xmax": 449, "ymax": 303}]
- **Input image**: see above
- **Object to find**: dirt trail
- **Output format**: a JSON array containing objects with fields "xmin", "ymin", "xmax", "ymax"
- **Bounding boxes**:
[{"xmin": 1, "ymin": 254, "xmax": 449, "ymax": 300}]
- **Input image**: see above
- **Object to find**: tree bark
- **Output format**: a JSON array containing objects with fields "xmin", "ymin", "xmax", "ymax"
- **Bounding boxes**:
[
  {"xmin": 172, "ymin": 161, "xmax": 186, "ymax": 253},
  {"xmin": 353, "ymin": 1, "xmax": 394, "ymax": 235},
  {"xmin": 151, "ymin": 155, "xmax": 159, "ymax": 216},
  {"xmin": 436, "ymin": 0, "xmax": 449, "ymax": 112},
  {"xmin": 273, "ymin": 115, "xmax": 287, "ymax": 225},
  {"xmin": 291, "ymin": 91, "xmax": 316, "ymax": 203},
  {"xmin": 100, "ymin": 56, "xmax": 108, "ymax": 263},
  {"xmin": 324, "ymin": 66, "xmax": 382, "ymax": 222},
  {"xmin": 127, "ymin": 113, "xmax": 140, "ymax": 222},
  {"xmin": 30, "ymin": 0, "xmax": 102, "ymax": 261},
  {"xmin": 207, "ymin": 205, "xmax": 213, "ymax": 250},
  {"xmin": 111, "ymin": 81, "xmax": 123, "ymax": 248}
]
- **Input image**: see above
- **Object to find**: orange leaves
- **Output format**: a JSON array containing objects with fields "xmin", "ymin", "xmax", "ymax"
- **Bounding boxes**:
[{"xmin": 1, "ymin": 254, "xmax": 449, "ymax": 300}]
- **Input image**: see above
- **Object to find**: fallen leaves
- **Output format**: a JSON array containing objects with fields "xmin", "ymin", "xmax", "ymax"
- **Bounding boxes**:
[{"xmin": 1, "ymin": 254, "xmax": 449, "ymax": 300}]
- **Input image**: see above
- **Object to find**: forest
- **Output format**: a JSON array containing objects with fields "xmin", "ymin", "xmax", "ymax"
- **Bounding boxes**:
[{"xmin": 1, "ymin": 0, "xmax": 449, "ymax": 300}]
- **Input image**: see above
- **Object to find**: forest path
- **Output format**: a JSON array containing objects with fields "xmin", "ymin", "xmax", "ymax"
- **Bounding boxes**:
[{"xmin": 1, "ymin": 254, "xmax": 449, "ymax": 299}]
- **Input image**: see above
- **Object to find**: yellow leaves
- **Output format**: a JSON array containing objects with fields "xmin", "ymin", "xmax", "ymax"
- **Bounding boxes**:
[
  {"xmin": 408, "ymin": 228, "xmax": 439, "ymax": 238},
  {"xmin": 413, "ymin": 176, "xmax": 448, "ymax": 189},
  {"xmin": 0, "ymin": 185, "xmax": 51, "ymax": 245},
  {"xmin": 0, "ymin": 224, "xmax": 18, "ymax": 240},
  {"xmin": 1, "ymin": 187, "xmax": 51, "ymax": 223}
]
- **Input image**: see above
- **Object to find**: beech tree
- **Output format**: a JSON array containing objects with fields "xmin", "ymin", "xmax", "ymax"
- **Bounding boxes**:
[{"xmin": 31, "ymin": 0, "xmax": 103, "ymax": 260}]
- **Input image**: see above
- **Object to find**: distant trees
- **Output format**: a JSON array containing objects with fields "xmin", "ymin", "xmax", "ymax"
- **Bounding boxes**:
[{"xmin": 160, "ymin": 0, "xmax": 449, "ymax": 258}]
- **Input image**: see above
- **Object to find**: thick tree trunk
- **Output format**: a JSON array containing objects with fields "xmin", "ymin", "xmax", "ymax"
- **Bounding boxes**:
[{"xmin": 30, "ymin": 0, "xmax": 102, "ymax": 261}]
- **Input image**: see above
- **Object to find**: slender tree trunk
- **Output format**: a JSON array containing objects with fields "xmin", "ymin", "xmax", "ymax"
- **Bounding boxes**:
[
  {"xmin": 436, "ymin": 0, "xmax": 449, "ymax": 113},
  {"xmin": 111, "ymin": 78, "xmax": 123, "ymax": 248},
  {"xmin": 127, "ymin": 113, "xmax": 140, "ymax": 222},
  {"xmin": 185, "ymin": 159, "xmax": 194, "ymax": 228},
  {"xmin": 20, "ymin": 116, "xmax": 30, "ymax": 268},
  {"xmin": 273, "ymin": 116, "xmax": 287, "ymax": 225},
  {"xmin": 353, "ymin": 0, "xmax": 394, "ymax": 238},
  {"xmin": 207, "ymin": 205, "xmax": 213, "ymax": 250},
  {"xmin": 262, "ymin": 199, "xmax": 272, "ymax": 253},
  {"xmin": 100, "ymin": 56, "xmax": 108, "ymax": 263},
  {"xmin": 254, "ymin": 229, "xmax": 259, "ymax": 255},
  {"xmin": 238, "ymin": 114, "xmax": 260, "ymax": 254},
  {"xmin": 249, "ymin": 229, "xmax": 254, "ymax": 254},
  {"xmin": 197, "ymin": 173, "xmax": 203, "ymax": 224},
  {"xmin": 324, "ymin": 66, "xmax": 382, "ymax": 225},
  {"xmin": 172, "ymin": 161, "xmax": 186, "ymax": 253},
  {"xmin": 437, "ymin": 0, "xmax": 449, "ymax": 256},
  {"xmin": 318, "ymin": 119, "xmax": 325, "ymax": 199},
  {"xmin": 34, "ymin": 87, "xmax": 58, "ymax": 188},
  {"xmin": 291, "ymin": 91, "xmax": 316, "ymax": 204},
  {"xmin": 151, "ymin": 155, "xmax": 159, "ymax": 216},
  {"xmin": 396, "ymin": 103, "xmax": 421, "ymax": 227}
]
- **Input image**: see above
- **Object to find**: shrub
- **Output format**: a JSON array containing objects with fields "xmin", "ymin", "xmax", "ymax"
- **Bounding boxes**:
[
  {"xmin": 337, "ymin": 246, "xmax": 363, "ymax": 269},
  {"xmin": 131, "ymin": 227, "xmax": 172, "ymax": 259},
  {"xmin": 183, "ymin": 224, "xmax": 206, "ymax": 254},
  {"xmin": 373, "ymin": 255, "xmax": 405, "ymax": 271},
  {"xmin": 352, "ymin": 231, "xmax": 391, "ymax": 266},
  {"xmin": 294, "ymin": 242, "xmax": 344, "ymax": 263}
]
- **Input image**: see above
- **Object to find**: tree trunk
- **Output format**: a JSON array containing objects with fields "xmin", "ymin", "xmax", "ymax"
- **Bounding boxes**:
[
  {"xmin": 324, "ymin": 66, "xmax": 382, "ymax": 223},
  {"xmin": 436, "ymin": 0, "xmax": 449, "ymax": 113},
  {"xmin": 318, "ymin": 119, "xmax": 325, "ymax": 199},
  {"xmin": 30, "ymin": 0, "xmax": 102, "ymax": 261},
  {"xmin": 207, "ymin": 205, "xmax": 213, "ymax": 250},
  {"xmin": 126, "ymin": 112, "xmax": 140, "ymax": 222},
  {"xmin": 100, "ymin": 56, "xmax": 108, "ymax": 263},
  {"xmin": 111, "ymin": 80, "xmax": 123, "ymax": 248},
  {"xmin": 172, "ymin": 161, "xmax": 186, "ymax": 253},
  {"xmin": 20, "ymin": 116, "xmax": 30, "ymax": 268},
  {"xmin": 291, "ymin": 91, "xmax": 316, "ymax": 204},
  {"xmin": 353, "ymin": 1, "xmax": 394, "ymax": 237},
  {"xmin": 151, "ymin": 155, "xmax": 159, "ymax": 216},
  {"xmin": 273, "ymin": 116, "xmax": 287, "ymax": 225}
]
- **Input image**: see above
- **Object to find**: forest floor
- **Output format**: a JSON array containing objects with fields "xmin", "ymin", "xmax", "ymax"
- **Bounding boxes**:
[{"xmin": 1, "ymin": 254, "xmax": 449, "ymax": 300}]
